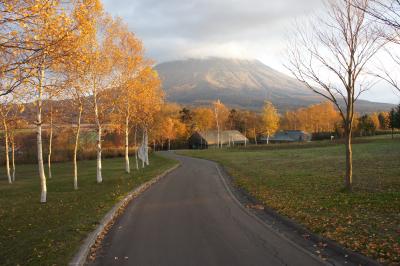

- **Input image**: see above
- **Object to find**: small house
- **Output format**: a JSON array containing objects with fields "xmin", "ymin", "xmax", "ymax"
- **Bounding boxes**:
[
  {"xmin": 188, "ymin": 130, "xmax": 248, "ymax": 149},
  {"xmin": 261, "ymin": 130, "xmax": 311, "ymax": 143}
]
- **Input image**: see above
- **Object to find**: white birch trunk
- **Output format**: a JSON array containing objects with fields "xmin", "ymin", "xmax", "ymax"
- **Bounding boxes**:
[
  {"xmin": 145, "ymin": 128, "xmax": 149, "ymax": 165},
  {"xmin": 267, "ymin": 132, "xmax": 270, "ymax": 145},
  {"xmin": 93, "ymin": 85, "xmax": 102, "ymax": 183},
  {"xmin": 37, "ymin": 66, "xmax": 47, "ymax": 203},
  {"xmin": 11, "ymin": 133, "xmax": 15, "ymax": 182},
  {"xmin": 134, "ymin": 127, "xmax": 139, "ymax": 170},
  {"xmin": 47, "ymin": 106, "xmax": 53, "ymax": 179},
  {"xmin": 217, "ymin": 126, "xmax": 220, "ymax": 148},
  {"xmin": 3, "ymin": 119, "xmax": 11, "ymax": 184},
  {"xmin": 141, "ymin": 129, "xmax": 145, "ymax": 168},
  {"xmin": 124, "ymin": 115, "xmax": 130, "ymax": 174},
  {"xmin": 214, "ymin": 107, "xmax": 220, "ymax": 148},
  {"xmin": 73, "ymin": 104, "xmax": 83, "ymax": 190}
]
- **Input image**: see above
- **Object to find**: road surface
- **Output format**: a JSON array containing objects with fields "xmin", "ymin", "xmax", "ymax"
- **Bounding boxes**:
[{"xmin": 91, "ymin": 153, "xmax": 325, "ymax": 266}]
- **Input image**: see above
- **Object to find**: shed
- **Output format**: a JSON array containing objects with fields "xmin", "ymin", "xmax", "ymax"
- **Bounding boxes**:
[
  {"xmin": 188, "ymin": 130, "xmax": 248, "ymax": 149},
  {"xmin": 262, "ymin": 130, "xmax": 311, "ymax": 143}
]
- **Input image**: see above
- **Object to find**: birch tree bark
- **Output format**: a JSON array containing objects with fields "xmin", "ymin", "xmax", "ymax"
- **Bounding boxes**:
[
  {"xmin": 2, "ymin": 118, "xmax": 11, "ymax": 184},
  {"xmin": 141, "ymin": 128, "xmax": 145, "ymax": 168},
  {"xmin": 134, "ymin": 126, "xmax": 139, "ymax": 170},
  {"xmin": 145, "ymin": 127, "xmax": 149, "ymax": 165},
  {"xmin": 47, "ymin": 105, "xmax": 53, "ymax": 179},
  {"xmin": 215, "ymin": 112, "xmax": 220, "ymax": 148},
  {"xmin": 11, "ymin": 131, "xmax": 15, "ymax": 182},
  {"xmin": 37, "ymin": 65, "xmax": 47, "ymax": 202},
  {"xmin": 93, "ymin": 84, "xmax": 102, "ymax": 183},
  {"xmin": 124, "ymin": 115, "xmax": 130, "ymax": 173},
  {"xmin": 73, "ymin": 102, "xmax": 83, "ymax": 190}
]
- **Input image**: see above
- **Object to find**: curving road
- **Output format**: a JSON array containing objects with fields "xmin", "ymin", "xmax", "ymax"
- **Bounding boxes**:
[{"xmin": 91, "ymin": 153, "xmax": 325, "ymax": 266}]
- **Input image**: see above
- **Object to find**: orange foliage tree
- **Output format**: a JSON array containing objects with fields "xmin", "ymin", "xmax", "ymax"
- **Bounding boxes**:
[{"xmin": 281, "ymin": 102, "xmax": 341, "ymax": 133}]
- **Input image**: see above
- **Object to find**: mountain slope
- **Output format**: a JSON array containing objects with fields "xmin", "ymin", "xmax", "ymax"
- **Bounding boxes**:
[{"xmin": 156, "ymin": 57, "xmax": 393, "ymax": 112}]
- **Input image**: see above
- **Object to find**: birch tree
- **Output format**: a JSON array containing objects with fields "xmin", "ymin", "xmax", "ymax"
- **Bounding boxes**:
[
  {"xmin": 24, "ymin": 0, "xmax": 102, "ymax": 202},
  {"xmin": 62, "ymin": 0, "xmax": 102, "ymax": 189},
  {"xmin": 134, "ymin": 66, "xmax": 163, "ymax": 165},
  {"xmin": 107, "ymin": 18, "xmax": 144, "ymax": 174},
  {"xmin": 261, "ymin": 101, "xmax": 280, "ymax": 144},
  {"xmin": 287, "ymin": 0, "xmax": 382, "ymax": 190},
  {"xmin": 76, "ymin": 14, "xmax": 114, "ymax": 184},
  {"xmin": 0, "ymin": 95, "xmax": 15, "ymax": 184},
  {"xmin": 8, "ymin": 107, "xmax": 26, "ymax": 182},
  {"xmin": 44, "ymin": 96, "xmax": 59, "ymax": 179},
  {"xmin": 212, "ymin": 100, "xmax": 229, "ymax": 148}
]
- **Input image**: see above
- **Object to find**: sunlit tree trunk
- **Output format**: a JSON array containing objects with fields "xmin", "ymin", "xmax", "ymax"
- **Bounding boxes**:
[
  {"xmin": 37, "ymin": 65, "xmax": 47, "ymax": 203},
  {"xmin": 134, "ymin": 127, "xmax": 139, "ymax": 170},
  {"xmin": 47, "ymin": 105, "xmax": 53, "ymax": 179},
  {"xmin": 145, "ymin": 128, "xmax": 149, "ymax": 165},
  {"xmin": 168, "ymin": 138, "xmax": 171, "ymax": 151},
  {"xmin": 11, "ymin": 132, "xmax": 15, "ymax": 182},
  {"xmin": 3, "ymin": 119, "xmax": 11, "ymax": 184},
  {"xmin": 254, "ymin": 128, "xmax": 258, "ymax": 145},
  {"xmin": 93, "ymin": 85, "xmax": 102, "ymax": 183},
  {"xmin": 124, "ymin": 115, "xmax": 130, "ymax": 173},
  {"xmin": 73, "ymin": 103, "xmax": 83, "ymax": 190},
  {"xmin": 141, "ymin": 129, "xmax": 145, "ymax": 168},
  {"xmin": 215, "ymin": 108, "xmax": 220, "ymax": 148},
  {"xmin": 345, "ymin": 128, "xmax": 353, "ymax": 189},
  {"xmin": 344, "ymin": 99, "xmax": 354, "ymax": 190}
]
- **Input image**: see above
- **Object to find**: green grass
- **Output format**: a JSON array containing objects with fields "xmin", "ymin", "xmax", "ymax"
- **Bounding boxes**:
[
  {"xmin": 179, "ymin": 138, "xmax": 400, "ymax": 264},
  {"xmin": 0, "ymin": 154, "xmax": 178, "ymax": 266}
]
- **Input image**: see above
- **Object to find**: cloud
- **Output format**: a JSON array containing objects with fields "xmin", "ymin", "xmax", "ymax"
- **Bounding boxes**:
[
  {"xmin": 102, "ymin": 0, "xmax": 322, "ymax": 62},
  {"xmin": 102, "ymin": 0, "xmax": 399, "ymax": 104}
]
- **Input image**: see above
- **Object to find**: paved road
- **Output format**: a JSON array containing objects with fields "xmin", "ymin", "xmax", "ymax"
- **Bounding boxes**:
[{"xmin": 92, "ymin": 153, "xmax": 325, "ymax": 266}]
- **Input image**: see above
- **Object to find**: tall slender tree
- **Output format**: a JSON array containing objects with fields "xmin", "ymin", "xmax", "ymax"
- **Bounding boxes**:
[
  {"xmin": 23, "ymin": 0, "xmax": 103, "ymax": 201},
  {"xmin": 261, "ymin": 101, "xmax": 280, "ymax": 144},
  {"xmin": 107, "ymin": 18, "xmax": 144, "ymax": 174},
  {"xmin": 212, "ymin": 100, "xmax": 229, "ymax": 148},
  {"xmin": 287, "ymin": 0, "xmax": 382, "ymax": 190}
]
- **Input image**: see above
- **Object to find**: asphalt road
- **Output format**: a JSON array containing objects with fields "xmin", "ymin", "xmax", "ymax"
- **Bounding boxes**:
[{"xmin": 91, "ymin": 153, "xmax": 325, "ymax": 266}]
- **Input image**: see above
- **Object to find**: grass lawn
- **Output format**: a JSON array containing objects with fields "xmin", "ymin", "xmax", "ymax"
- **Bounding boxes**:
[
  {"xmin": 0, "ymin": 154, "xmax": 177, "ymax": 266},
  {"xmin": 180, "ymin": 137, "xmax": 400, "ymax": 264}
]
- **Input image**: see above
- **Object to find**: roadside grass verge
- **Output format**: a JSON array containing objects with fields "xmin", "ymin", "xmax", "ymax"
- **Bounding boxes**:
[
  {"xmin": 0, "ymin": 154, "xmax": 178, "ymax": 266},
  {"xmin": 179, "ymin": 138, "xmax": 400, "ymax": 264}
]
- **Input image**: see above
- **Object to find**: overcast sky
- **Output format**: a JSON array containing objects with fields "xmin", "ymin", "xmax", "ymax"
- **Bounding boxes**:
[{"xmin": 102, "ymin": 0, "xmax": 399, "ymax": 104}]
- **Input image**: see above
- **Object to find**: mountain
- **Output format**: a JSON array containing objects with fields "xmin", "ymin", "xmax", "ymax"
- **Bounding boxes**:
[{"xmin": 155, "ymin": 57, "xmax": 394, "ymax": 113}]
